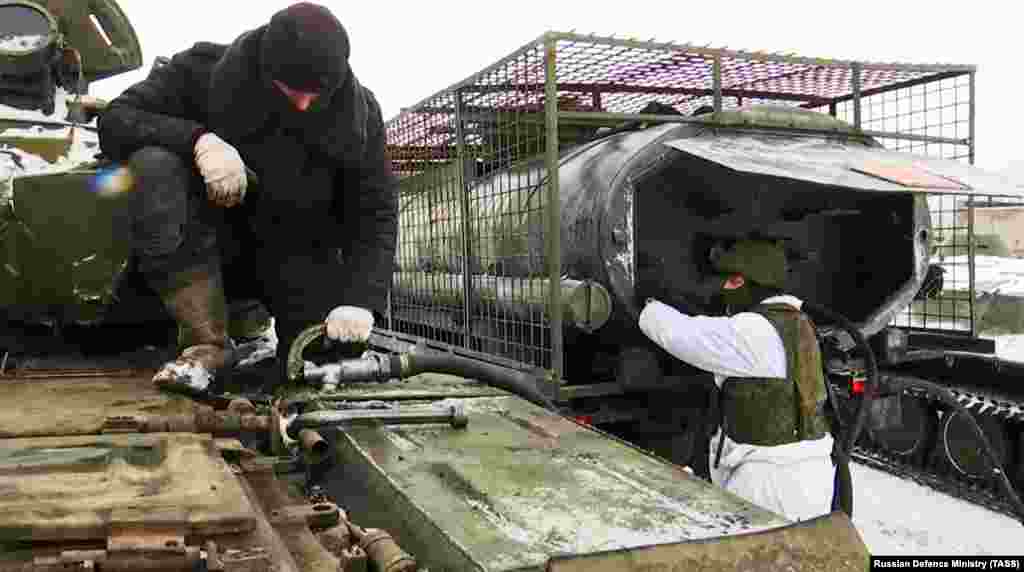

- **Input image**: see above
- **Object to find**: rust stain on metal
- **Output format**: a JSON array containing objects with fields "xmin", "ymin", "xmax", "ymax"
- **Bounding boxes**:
[
  {"xmin": 502, "ymin": 411, "xmax": 566, "ymax": 441},
  {"xmin": 851, "ymin": 161, "xmax": 969, "ymax": 191}
]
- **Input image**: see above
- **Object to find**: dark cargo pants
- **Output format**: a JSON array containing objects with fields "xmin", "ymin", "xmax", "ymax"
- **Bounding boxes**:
[{"xmin": 127, "ymin": 146, "xmax": 345, "ymax": 370}]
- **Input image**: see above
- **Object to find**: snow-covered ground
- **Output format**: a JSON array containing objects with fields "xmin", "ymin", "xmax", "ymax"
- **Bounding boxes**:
[
  {"xmin": 851, "ymin": 334, "xmax": 1024, "ymax": 556},
  {"xmin": 940, "ymin": 255, "xmax": 1024, "ymax": 296},
  {"xmin": 853, "ymin": 464, "xmax": 1024, "ymax": 555}
]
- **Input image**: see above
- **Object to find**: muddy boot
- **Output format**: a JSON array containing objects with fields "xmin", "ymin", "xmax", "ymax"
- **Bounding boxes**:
[{"xmin": 151, "ymin": 265, "xmax": 235, "ymax": 396}]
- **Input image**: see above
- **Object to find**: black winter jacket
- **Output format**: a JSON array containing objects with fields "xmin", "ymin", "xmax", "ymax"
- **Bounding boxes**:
[{"xmin": 98, "ymin": 27, "xmax": 398, "ymax": 315}]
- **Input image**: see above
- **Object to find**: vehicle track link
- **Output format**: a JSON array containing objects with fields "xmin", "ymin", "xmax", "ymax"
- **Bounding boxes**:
[{"xmin": 851, "ymin": 374, "xmax": 1024, "ymax": 523}]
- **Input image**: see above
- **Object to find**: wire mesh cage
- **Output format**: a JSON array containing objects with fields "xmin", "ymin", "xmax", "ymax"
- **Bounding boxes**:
[
  {"xmin": 825, "ymin": 72, "xmax": 978, "ymax": 334},
  {"xmin": 385, "ymin": 31, "xmax": 985, "ymax": 377},
  {"xmin": 387, "ymin": 41, "xmax": 556, "ymax": 370}
]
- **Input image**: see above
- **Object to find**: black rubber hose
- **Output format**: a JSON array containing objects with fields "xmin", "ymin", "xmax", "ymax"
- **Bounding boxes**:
[
  {"xmin": 284, "ymin": 324, "xmax": 557, "ymax": 412},
  {"xmin": 401, "ymin": 352, "xmax": 557, "ymax": 412},
  {"xmin": 833, "ymin": 453, "xmax": 854, "ymax": 517},
  {"xmin": 802, "ymin": 301, "xmax": 879, "ymax": 519},
  {"xmin": 888, "ymin": 374, "xmax": 1024, "ymax": 527},
  {"xmin": 802, "ymin": 301, "xmax": 878, "ymax": 460},
  {"xmin": 795, "ymin": 303, "xmax": 1023, "ymax": 525}
]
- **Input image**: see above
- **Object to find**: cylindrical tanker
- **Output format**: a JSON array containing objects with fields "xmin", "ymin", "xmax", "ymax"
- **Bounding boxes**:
[{"xmin": 393, "ymin": 106, "xmax": 935, "ymax": 355}]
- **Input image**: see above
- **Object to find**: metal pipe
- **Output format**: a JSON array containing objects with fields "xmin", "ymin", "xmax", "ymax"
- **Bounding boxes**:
[
  {"xmin": 391, "ymin": 273, "xmax": 611, "ymax": 332},
  {"xmin": 851, "ymin": 62, "xmax": 862, "ymax": 130},
  {"xmin": 969, "ymin": 71, "xmax": 976, "ymax": 165},
  {"xmin": 859, "ymin": 129, "xmax": 966, "ymax": 145},
  {"xmin": 968, "ymin": 72, "xmax": 978, "ymax": 333},
  {"xmin": 303, "ymin": 352, "xmax": 391, "ymax": 388},
  {"xmin": 545, "ymin": 34, "xmax": 565, "ymax": 385},
  {"xmin": 348, "ymin": 523, "xmax": 417, "ymax": 572},
  {"xmin": 299, "ymin": 429, "xmax": 329, "ymax": 465},
  {"xmin": 454, "ymin": 88, "xmax": 474, "ymax": 349},
  {"xmin": 968, "ymin": 198, "xmax": 977, "ymax": 336},
  {"xmin": 554, "ymin": 111, "xmax": 968, "ymax": 145},
  {"xmin": 286, "ymin": 406, "xmax": 468, "ymax": 439},
  {"xmin": 101, "ymin": 408, "xmax": 271, "ymax": 436},
  {"xmin": 713, "ymin": 55, "xmax": 722, "ymax": 113}
]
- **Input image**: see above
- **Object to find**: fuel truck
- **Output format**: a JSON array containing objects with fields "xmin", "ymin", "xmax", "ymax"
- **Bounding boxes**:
[
  {"xmin": 385, "ymin": 32, "xmax": 1024, "ymax": 527},
  {"xmin": 0, "ymin": 2, "xmax": 873, "ymax": 571}
]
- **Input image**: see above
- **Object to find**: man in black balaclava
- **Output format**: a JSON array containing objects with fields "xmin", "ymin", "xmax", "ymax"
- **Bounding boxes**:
[{"xmin": 98, "ymin": 3, "xmax": 397, "ymax": 393}]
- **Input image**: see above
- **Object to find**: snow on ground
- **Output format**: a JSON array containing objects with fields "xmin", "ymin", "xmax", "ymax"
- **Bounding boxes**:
[
  {"xmin": 852, "ymin": 463, "xmax": 1024, "ymax": 555},
  {"xmin": 850, "ymin": 333, "xmax": 1024, "ymax": 556},
  {"xmin": 941, "ymin": 255, "xmax": 1024, "ymax": 297},
  {"xmin": 994, "ymin": 334, "xmax": 1024, "ymax": 361}
]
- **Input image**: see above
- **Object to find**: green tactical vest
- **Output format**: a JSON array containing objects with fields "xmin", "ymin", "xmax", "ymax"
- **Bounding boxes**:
[{"xmin": 718, "ymin": 303, "xmax": 831, "ymax": 447}]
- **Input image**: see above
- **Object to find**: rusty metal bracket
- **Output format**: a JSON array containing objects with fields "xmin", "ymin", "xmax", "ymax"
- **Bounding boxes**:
[
  {"xmin": 236, "ymin": 457, "xmax": 346, "ymax": 572},
  {"xmin": 32, "ymin": 525, "xmax": 202, "ymax": 571},
  {"xmin": 267, "ymin": 503, "xmax": 341, "ymax": 530}
]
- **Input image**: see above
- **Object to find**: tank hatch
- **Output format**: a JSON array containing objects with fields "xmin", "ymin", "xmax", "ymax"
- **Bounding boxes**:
[
  {"xmin": 0, "ymin": 0, "xmax": 141, "ymax": 114},
  {"xmin": 321, "ymin": 389, "xmax": 804, "ymax": 570}
]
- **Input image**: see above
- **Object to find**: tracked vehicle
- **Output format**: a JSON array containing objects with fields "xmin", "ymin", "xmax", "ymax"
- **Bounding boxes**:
[
  {"xmin": 385, "ymin": 32, "xmax": 1024, "ymax": 523},
  {"xmin": 0, "ymin": 2, "xmax": 873, "ymax": 570}
]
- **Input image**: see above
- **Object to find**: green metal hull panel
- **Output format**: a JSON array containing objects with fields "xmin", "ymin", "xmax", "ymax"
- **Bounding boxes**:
[
  {"xmin": 4, "ymin": 169, "xmax": 132, "ymax": 324},
  {"xmin": 324, "ymin": 394, "xmax": 791, "ymax": 571}
]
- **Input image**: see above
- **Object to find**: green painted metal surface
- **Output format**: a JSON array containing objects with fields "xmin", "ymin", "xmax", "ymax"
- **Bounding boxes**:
[
  {"xmin": 324, "ymin": 391, "xmax": 792, "ymax": 571},
  {"xmin": 4, "ymin": 169, "xmax": 133, "ymax": 324},
  {"xmin": 0, "ymin": 0, "xmax": 143, "ymax": 326}
]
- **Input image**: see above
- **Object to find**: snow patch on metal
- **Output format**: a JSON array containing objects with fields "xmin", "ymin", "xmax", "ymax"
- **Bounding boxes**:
[
  {"xmin": 232, "ymin": 317, "xmax": 278, "ymax": 367},
  {"xmin": 152, "ymin": 361, "xmax": 212, "ymax": 392},
  {"xmin": 0, "ymin": 33, "xmax": 48, "ymax": 52},
  {"xmin": 1, "ymin": 88, "xmax": 78, "ymax": 123},
  {"xmin": 471, "ymin": 455, "xmax": 779, "ymax": 561}
]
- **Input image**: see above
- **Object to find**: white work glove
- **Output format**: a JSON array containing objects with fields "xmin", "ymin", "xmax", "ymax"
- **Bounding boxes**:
[
  {"xmin": 194, "ymin": 132, "xmax": 248, "ymax": 208},
  {"xmin": 325, "ymin": 305, "xmax": 374, "ymax": 343}
]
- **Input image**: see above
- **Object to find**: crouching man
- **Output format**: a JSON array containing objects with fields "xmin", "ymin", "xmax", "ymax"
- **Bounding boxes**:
[
  {"xmin": 635, "ymin": 239, "xmax": 835, "ymax": 521},
  {"xmin": 98, "ymin": 2, "xmax": 398, "ymax": 392}
]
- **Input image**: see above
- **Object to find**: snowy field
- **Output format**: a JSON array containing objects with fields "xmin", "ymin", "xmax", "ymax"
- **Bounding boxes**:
[{"xmin": 852, "ymin": 334, "xmax": 1024, "ymax": 556}]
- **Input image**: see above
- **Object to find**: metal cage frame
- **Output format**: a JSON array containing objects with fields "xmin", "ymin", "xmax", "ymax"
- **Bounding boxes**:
[{"xmin": 384, "ymin": 30, "xmax": 984, "ymax": 385}]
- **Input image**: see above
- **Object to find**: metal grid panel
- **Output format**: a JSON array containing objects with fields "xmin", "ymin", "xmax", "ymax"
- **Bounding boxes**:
[
  {"xmin": 388, "ymin": 42, "xmax": 554, "ymax": 369},
  {"xmin": 890, "ymin": 193, "xmax": 975, "ymax": 332},
  {"xmin": 547, "ymin": 37, "xmax": 935, "ymax": 114},
  {"xmin": 824, "ymin": 74, "xmax": 977, "ymax": 333},
  {"xmin": 386, "ymin": 32, "xmax": 980, "ymax": 370},
  {"xmin": 390, "ymin": 33, "xmax": 972, "ymax": 134},
  {"xmin": 831, "ymin": 74, "xmax": 973, "ymax": 160}
]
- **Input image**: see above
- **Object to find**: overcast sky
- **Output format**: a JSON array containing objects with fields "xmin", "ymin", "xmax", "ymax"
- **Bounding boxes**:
[{"xmin": 91, "ymin": 0, "xmax": 1021, "ymax": 177}]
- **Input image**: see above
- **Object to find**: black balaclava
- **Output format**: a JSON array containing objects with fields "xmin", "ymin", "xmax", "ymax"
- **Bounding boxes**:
[
  {"xmin": 260, "ymin": 2, "xmax": 350, "ymax": 97},
  {"xmin": 716, "ymin": 280, "xmax": 770, "ymax": 315},
  {"xmin": 711, "ymin": 239, "xmax": 788, "ymax": 315}
]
